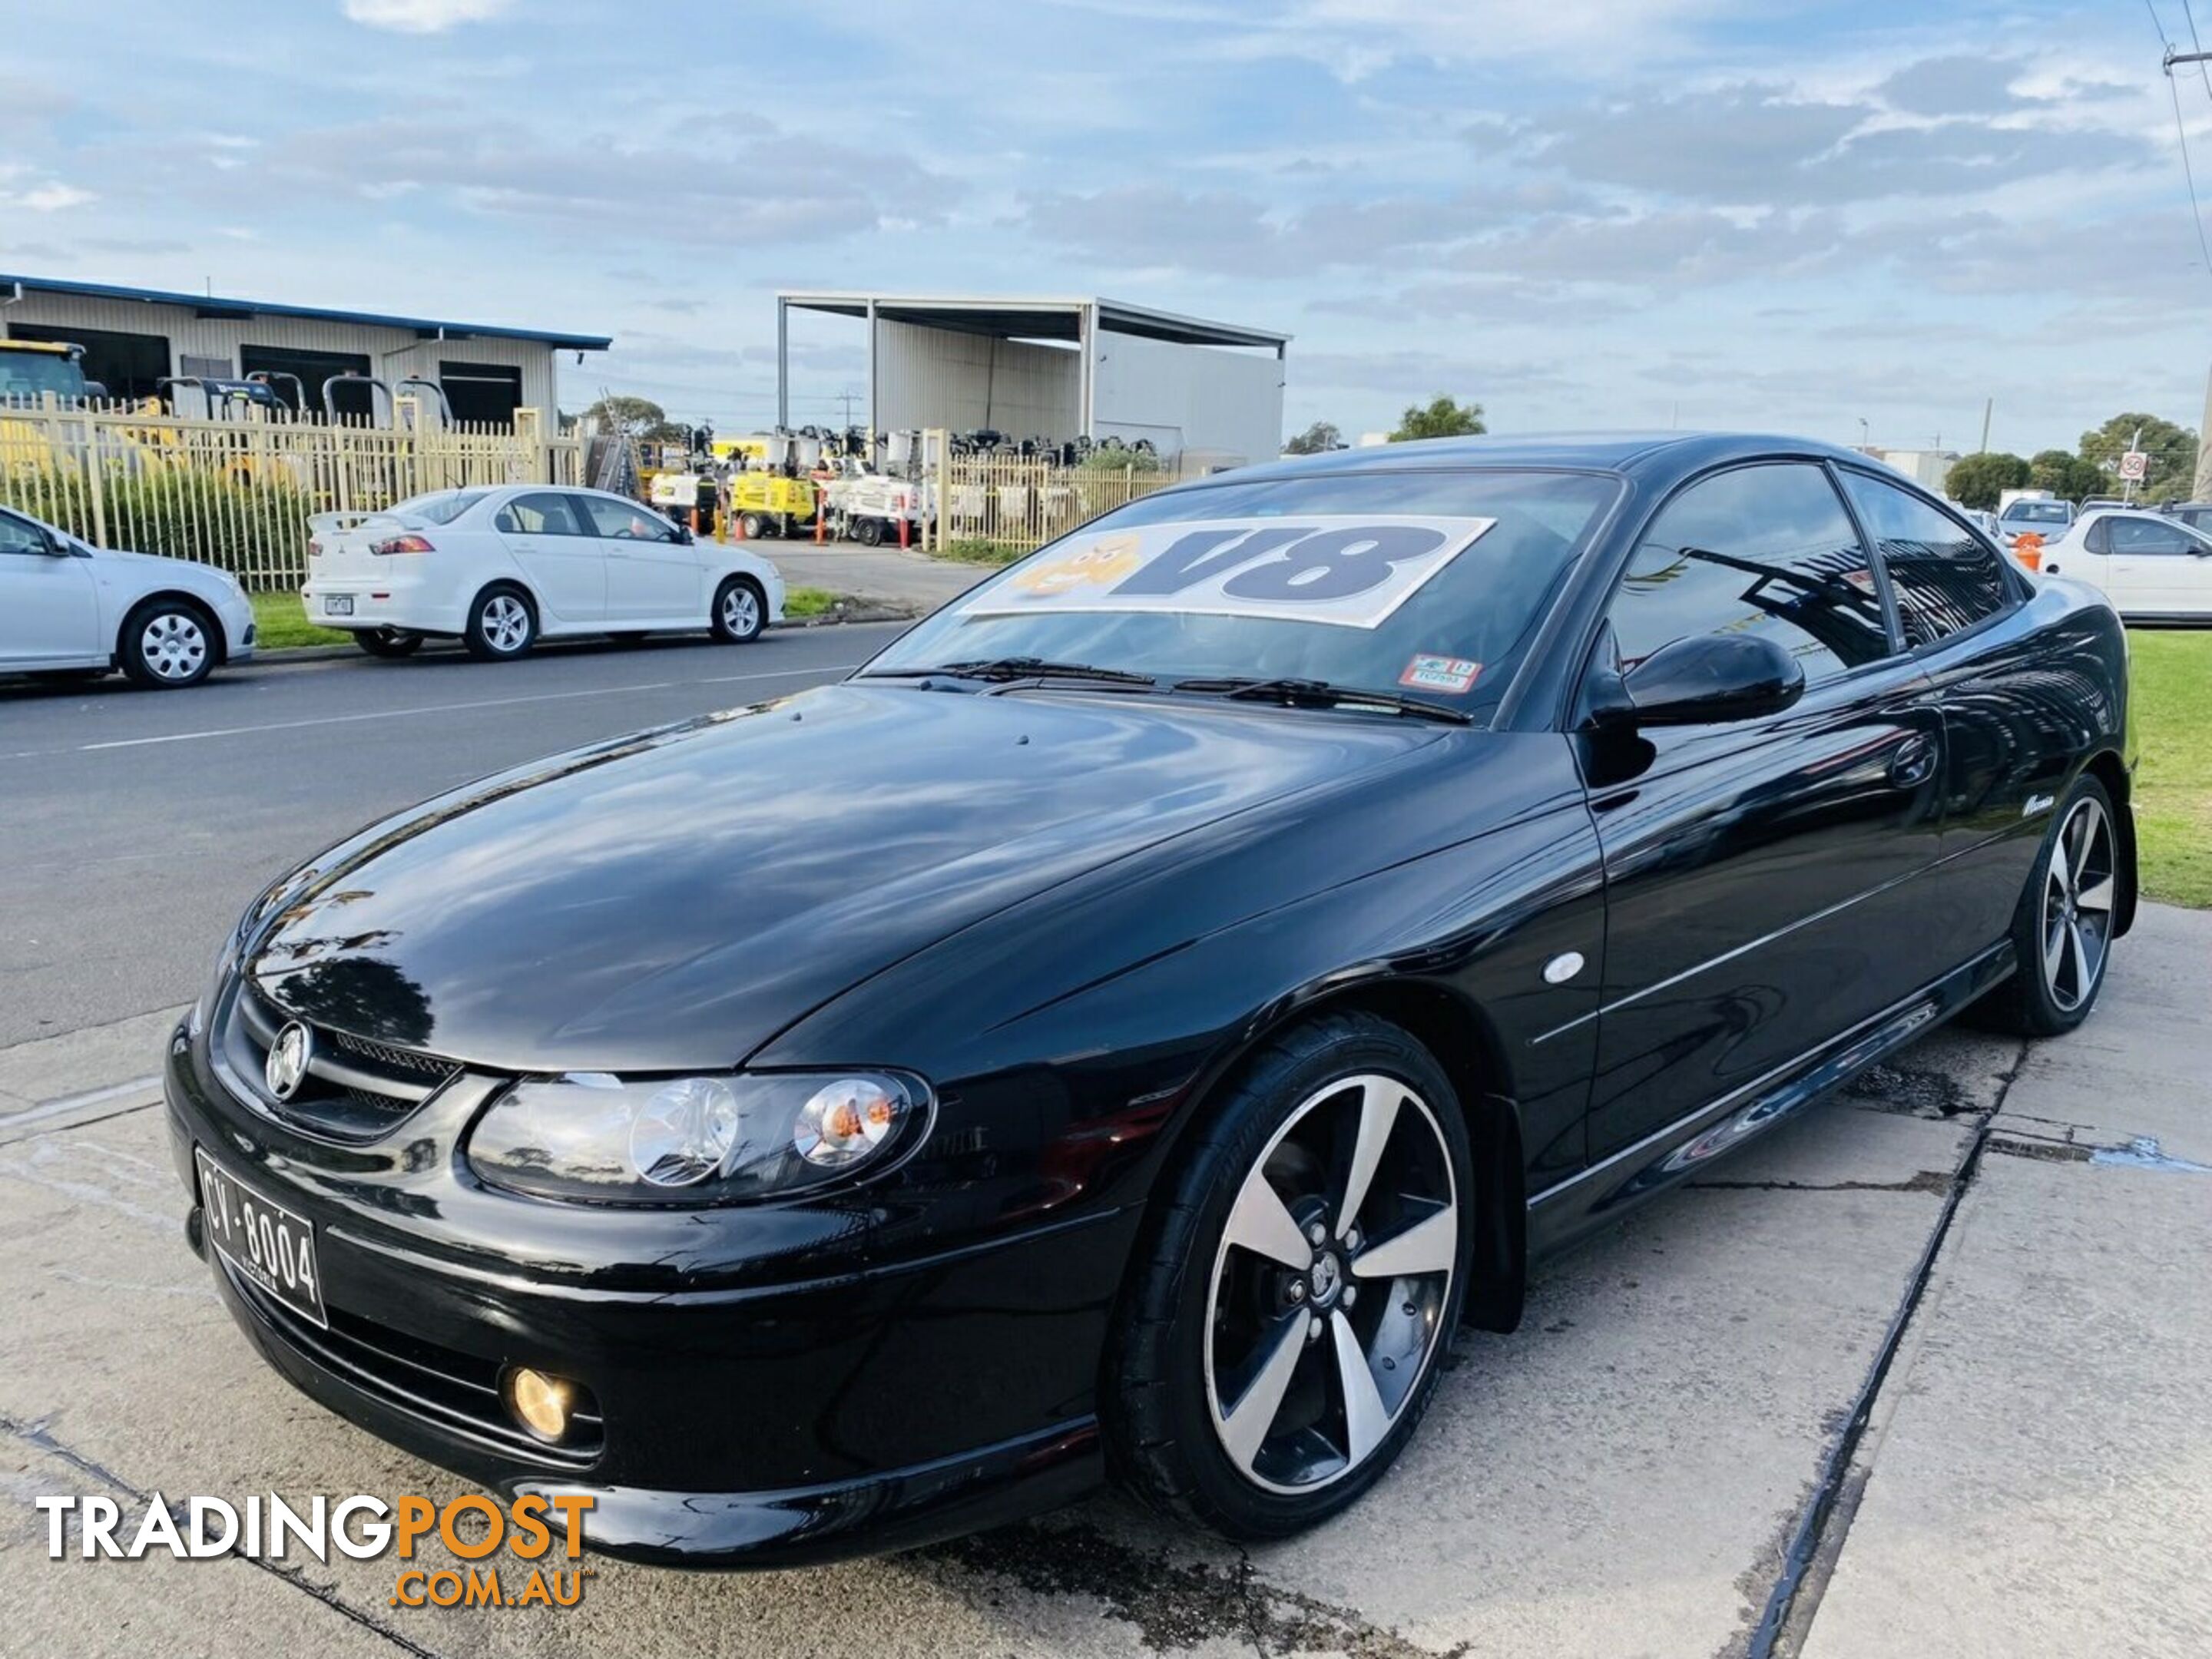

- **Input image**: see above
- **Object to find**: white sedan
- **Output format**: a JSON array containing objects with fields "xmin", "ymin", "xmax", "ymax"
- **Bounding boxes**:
[
  {"xmin": 2024, "ymin": 508, "xmax": 2212, "ymax": 623},
  {"xmin": 303, "ymin": 485, "xmax": 786, "ymax": 661},
  {"xmin": 0, "ymin": 503, "xmax": 256, "ymax": 688}
]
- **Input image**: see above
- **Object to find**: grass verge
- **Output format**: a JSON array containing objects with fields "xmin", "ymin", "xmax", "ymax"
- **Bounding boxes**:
[
  {"xmin": 250, "ymin": 591, "xmax": 350, "ymax": 650},
  {"xmin": 2130, "ymin": 631, "xmax": 2210, "ymax": 908},
  {"xmin": 929, "ymin": 538, "xmax": 1025, "ymax": 567},
  {"xmin": 784, "ymin": 586, "xmax": 838, "ymax": 618}
]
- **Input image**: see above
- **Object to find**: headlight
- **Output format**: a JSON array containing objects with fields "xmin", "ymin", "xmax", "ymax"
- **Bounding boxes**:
[{"xmin": 465, "ymin": 1071, "xmax": 927, "ymax": 1204}]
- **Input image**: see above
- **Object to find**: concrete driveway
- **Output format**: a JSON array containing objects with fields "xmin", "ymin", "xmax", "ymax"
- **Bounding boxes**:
[{"xmin": 2, "ymin": 905, "xmax": 2204, "ymax": 1658}]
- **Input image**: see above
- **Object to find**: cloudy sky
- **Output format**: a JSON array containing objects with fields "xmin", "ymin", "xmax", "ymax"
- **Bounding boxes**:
[{"xmin": 4, "ymin": 0, "xmax": 2208, "ymax": 454}]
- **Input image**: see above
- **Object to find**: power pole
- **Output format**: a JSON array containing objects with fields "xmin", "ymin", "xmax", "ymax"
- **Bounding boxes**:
[
  {"xmin": 1979, "ymin": 398, "xmax": 1992, "ymax": 454},
  {"xmin": 2197, "ymin": 367, "xmax": 2212, "ymax": 502}
]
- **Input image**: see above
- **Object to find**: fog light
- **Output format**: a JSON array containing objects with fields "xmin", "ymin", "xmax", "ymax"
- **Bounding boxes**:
[{"xmin": 505, "ymin": 1367, "xmax": 571, "ymax": 1444}]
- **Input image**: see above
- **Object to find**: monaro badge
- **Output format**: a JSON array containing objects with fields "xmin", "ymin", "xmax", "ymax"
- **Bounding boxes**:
[{"xmin": 265, "ymin": 1022, "xmax": 313, "ymax": 1101}]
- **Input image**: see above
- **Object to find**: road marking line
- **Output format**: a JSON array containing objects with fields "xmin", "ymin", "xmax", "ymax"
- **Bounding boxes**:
[{"xmin": 25, "ymin": 662, "xmax": 862, "ymax": 756}]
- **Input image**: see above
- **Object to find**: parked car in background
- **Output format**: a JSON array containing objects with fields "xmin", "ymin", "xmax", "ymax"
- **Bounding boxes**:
[
  {"xmin": 2078, "ymin": 497, "xmax": 2128, "ymax": 513},
  {"xmin": 1996, "ymin": 495, "xmax": 2074, "ymax": 544},
  {"xmin": 2028, "ymin": 508, "xmax": 2212, "ymax": 622},
  {"xmin": 2159, "ymin": 501, "xmax": 2212, "ymax": 535},
  {"xmin": 0, "ymin": 503, "xmax": 255, "ymax": 688},
  {"xmin": 173, "ymin": 434, "xmax": 2137, "ymax": 1565},
  {"xmin": 303, "ymin": 485, "xmax": 786, "ymax": 661}
]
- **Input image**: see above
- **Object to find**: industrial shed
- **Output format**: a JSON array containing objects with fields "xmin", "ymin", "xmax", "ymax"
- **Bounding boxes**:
[
  {"xmin": 0, "ymin": 273, "xmax": 610, "ymax": 429},
  {"xmin": 776, "ymin": 293, "xmax": 1289, "ymax": 468}
]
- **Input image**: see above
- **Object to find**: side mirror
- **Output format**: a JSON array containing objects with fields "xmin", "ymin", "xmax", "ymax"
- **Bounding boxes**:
[
  {"xmin": 1615, "ymin": 633, "xmax": 1806, "ymax": 727},
  {"xmin": 674, "ymin": 525, "xmax": 694, "ymax": 545},
  {"xmin": 42, "ymin": 528, "xmax": 75, "ymax": 557}
]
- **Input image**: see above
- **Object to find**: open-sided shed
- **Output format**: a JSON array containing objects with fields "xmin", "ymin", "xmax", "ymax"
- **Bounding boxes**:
[{"xmin": 776, "ymin": 292, "xmax": 1289, "ymax": 467}]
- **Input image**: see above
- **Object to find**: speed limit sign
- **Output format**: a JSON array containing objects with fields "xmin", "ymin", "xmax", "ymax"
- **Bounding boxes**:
[{"xmin": 2119, "ymin": 450, "xmax": 2148, "ymax": 482}]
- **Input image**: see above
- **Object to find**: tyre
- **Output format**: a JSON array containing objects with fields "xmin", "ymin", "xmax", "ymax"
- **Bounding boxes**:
[
  {"xmin": 711, "ymin": 576, "xmax": 766, "ymax": 644},
  {"xmin": 1109, "ymin": 1012, "xmax": 1472, "ymax": 1539},
  {"xmin": 354, "ymin": 628, "xmax": 423, "ymax": 659},
  {"xmin": 740, "ymin": 512, "xmax": 768, "ymax": 541},
  {"xmin": 462, "ymin": 584, "xmax": 537, "ymax": 661},
  {"xmin": 1980, "ymin": 773, "xmax": 2120, "ymax": 1037},
  {"xmin": 119, "ymin": 598, "xmax": 217, "ymax": 688},
  {"xmin": 855, "ymin": 515, "xmax": 885, "ymax": 548}
]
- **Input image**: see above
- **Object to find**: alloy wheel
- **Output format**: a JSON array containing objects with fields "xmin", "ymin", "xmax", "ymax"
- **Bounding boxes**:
[
  {"xmin": 1204, "ymin": 1074, "xmax": 1459, "ymax": 1495},
  {"xmin": 2040, "ymin": 795, "xmax": 2115, "ymax": 1012},
  {"xmin": 141, "ymin": 611, "xmax": 207, "ymax": 681},
  {"xmin": 481, "ymin": 595, "xmax": 530, "ymax": 654},
  {"xmin": 722, "ymin": 585, "xmax": 760, "ymax": 635}
]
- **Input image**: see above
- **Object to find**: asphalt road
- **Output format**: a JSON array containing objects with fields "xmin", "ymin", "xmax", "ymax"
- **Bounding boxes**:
[{"xmin": 0, "ymin": 624, "xmax": 909, "ymax": 1049}]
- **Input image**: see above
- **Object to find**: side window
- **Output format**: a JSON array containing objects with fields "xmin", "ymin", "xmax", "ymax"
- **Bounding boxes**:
[
  {"xmin": 1607, "ymin": 463, "xmax": 1890, "ymax": 687},
  {"xmin": 1840, "ymin": 472, "xmax": 2014, "ymax": 647},
  {"xmin": 0, "ymin": 512, "xmax": 51, "ymax": 556},
  {"xmin": 2107, "ymin": 515, "xmax": 2195, "ymax": 556},
  {"xmin": 573, "ymin": 495, "xmax": 674, "ymax": 541},
  {"xmin": 495, "ymin": 492, "xmax": 581, "ymax": 535}
]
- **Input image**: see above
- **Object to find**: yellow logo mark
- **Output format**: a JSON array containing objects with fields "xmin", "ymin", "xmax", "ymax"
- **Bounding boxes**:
[{"xmin": 1012, "ymin": 534, "xmax": 1143, "ymax": 596}]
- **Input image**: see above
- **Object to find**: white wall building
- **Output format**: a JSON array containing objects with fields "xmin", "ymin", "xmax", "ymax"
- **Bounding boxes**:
[
  {"xmin": 0, "ymin": 273, "xmax": 610, "ymax": 428},
  {"xmin": 776, "ymin": 293, "xmax": 1289, "ymax": 468}
]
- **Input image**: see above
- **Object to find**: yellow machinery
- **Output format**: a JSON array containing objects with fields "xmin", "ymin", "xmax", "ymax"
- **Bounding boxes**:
[{"xmin": 725, "ymin": 471, "xmax": 820, "ymax": 538}]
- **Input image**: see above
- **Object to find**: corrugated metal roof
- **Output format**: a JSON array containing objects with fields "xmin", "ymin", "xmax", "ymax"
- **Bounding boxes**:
[
  {"xmin": 0, "ymin": 273, "xmax": 612, "ymax": 350},
  {"xmin": 779, "ymin": 292, "xmax": 1289, "ymax": 350}
]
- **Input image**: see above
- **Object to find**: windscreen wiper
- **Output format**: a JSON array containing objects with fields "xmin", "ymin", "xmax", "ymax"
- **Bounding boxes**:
[
  {"xmin": 1171, "ymin": 675, "xmax": 1474, "ymax": 725},
  {"xmin": 865, "ymin": 657, "xmax": 1160, "ymax": 687}
]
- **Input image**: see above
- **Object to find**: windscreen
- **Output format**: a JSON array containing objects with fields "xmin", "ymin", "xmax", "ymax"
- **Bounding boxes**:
[
  {"xmin": 2005, "ymin": 501, "xmax": 2069, "ymax": 525},
  {"xmin": 0, "ymin": 351, "xmax": 87, "ymax": 402},
  {"xmin": 389, "ymin": 489, "xmax": 488, "ymax": 525},
  {"xmin": 865, "ymin": 470, "xmax": 1618, "ymax": 718}
]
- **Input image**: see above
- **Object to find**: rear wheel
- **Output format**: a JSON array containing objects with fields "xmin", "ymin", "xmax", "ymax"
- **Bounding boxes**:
[
  {"xmin": 855, "ymin": 515, "xmax": 885, "ymax": 548},
  {"xmin": 119, "ymin": 598, "xmax": 217, "ymax": 688},
  {"xmin": 1981, "ymin": 775, "xmax": 2119, "ymax": 1037},
  {"xmin": 1109, "ymin": 1012, "xmax": 1471, "ymax": 1539},
  {"xmin": 354, "ymin": 628, "xmax": 423, "ymax": 659},
  {"xmin": 711, "ymin": 577, "xmax": 765, "ymax": 643},
  {"xmin": 463, "ymin": 585, "xmax": 537, "ymax": 661},
  {"xmin": 740, "ymin": 512, "xmax": 769, "ymax": 541}
]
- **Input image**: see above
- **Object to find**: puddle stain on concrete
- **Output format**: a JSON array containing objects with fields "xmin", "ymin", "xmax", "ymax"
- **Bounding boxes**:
[
  {"xmin": 2090, "ymin": 1135, "xmax": 2212, "ymax": 1175},
  {"xmin": 928, "ymin": 1519, "xmax": 1460, "ymax": 1657}
]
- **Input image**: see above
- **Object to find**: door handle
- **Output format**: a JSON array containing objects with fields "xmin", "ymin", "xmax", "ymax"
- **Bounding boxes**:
[
  {"xmin": 2044, "ymin": 560, "xmax": 2061, "ymax": 574},
  {"xmin": 1889, "ymin": 733, "xmax": 1938, "ymax": 789}
]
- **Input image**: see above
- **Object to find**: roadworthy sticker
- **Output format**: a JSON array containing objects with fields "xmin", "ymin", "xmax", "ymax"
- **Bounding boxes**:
[
  {"xmin": 959, "ymin": 515, "xmax": 1498, "ymax": 631},
  {"xmin": 1399, "ymin": 654, "xmax": 1482, "ymax": 694}
]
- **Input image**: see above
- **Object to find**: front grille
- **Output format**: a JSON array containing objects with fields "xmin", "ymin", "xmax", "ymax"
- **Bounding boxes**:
[
  {"xmin": 217, "ymin": 979, "xmax": 459, "ymax": 1141},
  {"xmin": 222, "ymin": 1259, "xmax": 604, "ymax": 1465}
]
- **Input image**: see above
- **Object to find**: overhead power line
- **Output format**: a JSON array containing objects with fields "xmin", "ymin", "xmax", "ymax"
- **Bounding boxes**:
[{"xmin": 2150, "ymin": 2, "xmax": 2212, "ymax": 285}]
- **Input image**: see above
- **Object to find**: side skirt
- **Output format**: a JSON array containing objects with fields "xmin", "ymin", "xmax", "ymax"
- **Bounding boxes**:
[{"xmin": 1523, "ymin": 942, "xmax": 2015, "ymax": 1263}]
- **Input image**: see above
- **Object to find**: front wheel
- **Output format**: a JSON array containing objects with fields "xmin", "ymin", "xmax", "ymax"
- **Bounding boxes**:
[
  {"xmin": 711, "ymin": 577, "xmax": 765, "ymax": 643},
  {"xmin": 1109, "ymin": 1012, "xmax": 1471, "ymax": 1539},
  {"xmin": 1982, "ymin": 775, "xmax": 2120, "ymax": 1036},
  {"xmin": 855, "ymin": 515, "xmax": 885, "ymax": 548},
  {"xmin": 463, "ymin": 585, "xmax": 537, "ymax": 661},
  {"xmin": 354, "ymin": 628, "xmax": 423, "ymax": 659},
  {"xmin": 119, "ymin": 598, "xmax": 217, "ymax": 688}
]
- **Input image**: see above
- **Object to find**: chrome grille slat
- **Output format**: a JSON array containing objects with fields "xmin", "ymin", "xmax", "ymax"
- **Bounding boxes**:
[{"xmin": 218, "ymin": 978, "xmax": 459, "ymax": 1140}]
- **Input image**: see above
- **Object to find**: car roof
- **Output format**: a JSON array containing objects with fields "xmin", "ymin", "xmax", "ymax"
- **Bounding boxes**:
[{"xmin": 1190, "ymin": 431, "xmax": 1889, "ymax": 492}]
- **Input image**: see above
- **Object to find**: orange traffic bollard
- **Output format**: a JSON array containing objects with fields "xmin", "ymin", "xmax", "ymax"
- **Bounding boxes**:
[
  {"xmin": 733, "ymin": 510, "xmax": 746, "ymax": 541},
  {"xmin": 899, "ymin": 513, "xmax": 910, "ymax": 550},
  {"xmin": 815, "ymin": 487, "xmax": 827, "ymax": 544}
]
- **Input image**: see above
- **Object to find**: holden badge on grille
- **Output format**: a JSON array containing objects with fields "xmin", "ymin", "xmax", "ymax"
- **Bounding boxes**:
[{"xmin": 265, "ymin": 1022, "xmax": 313, "ymax": 1101}]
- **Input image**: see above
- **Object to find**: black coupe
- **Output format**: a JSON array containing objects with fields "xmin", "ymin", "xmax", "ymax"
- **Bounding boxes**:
[{"xmin": 167, "ymin": 434, "xmax": 2134, "ymax": 1564}]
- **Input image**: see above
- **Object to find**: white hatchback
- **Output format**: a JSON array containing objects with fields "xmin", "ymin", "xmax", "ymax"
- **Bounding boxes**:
[
  {"xmin": 303, "ymin": 485, "xmax": 786, "ymax": 661},
  {"xmin": 0, "ymin": 503, "xmax": 256, "ymax": 688},
  {"xmin": 2025, "ymin": 508, "xmax": 2212, "ymax": 624}
]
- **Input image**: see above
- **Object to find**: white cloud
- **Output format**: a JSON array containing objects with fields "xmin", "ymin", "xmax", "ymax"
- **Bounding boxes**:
[
  {"xmin": 8, "ymin": 182, "xmax": 94, "ymax": 211},
  {"xmin": 341, "ymin": 0, "xmax": 512, "ymax": 32}
]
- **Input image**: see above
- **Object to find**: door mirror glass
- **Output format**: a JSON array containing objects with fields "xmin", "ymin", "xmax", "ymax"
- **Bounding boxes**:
[{"xmin": 1620, "ymin": 633, "xmax": 1806, "ymax": 727}]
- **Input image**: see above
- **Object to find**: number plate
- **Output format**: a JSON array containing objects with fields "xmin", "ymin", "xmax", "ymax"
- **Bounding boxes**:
[
  {"xmin": 324, "ymin": 595, "xmax": 355, "ymax": 617},
  {"xmin": 195, "ymin": 1148, "xmax": 326, "ymax": 1327}
]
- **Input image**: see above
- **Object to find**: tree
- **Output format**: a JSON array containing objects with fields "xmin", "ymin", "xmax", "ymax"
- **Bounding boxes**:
[
  {"xmin": 1390, "ymin": 396, "xmax": 1487, "ymax": 442},
  {"xmin": 2027, "ymin": 449, "xmax": 2107, "ymax": 504},
  {"xmin": 2078, "ymin": 412, "xmax": 2197, "ymax": 501},
  {"xmin": 1283, "ymin": 420, "xmax": 1344, "ymax": 455},
  {"xmin": 1944, "ymin": 451, "xmax": 2030, "ymax": 511},
  {"xmin": 581, "ymin": 394, "xmax": 685, "ymax": 445}
]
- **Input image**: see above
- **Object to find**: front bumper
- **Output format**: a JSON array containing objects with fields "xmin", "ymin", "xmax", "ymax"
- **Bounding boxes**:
[{"xmin": 164, "ymin": 1022, "xmax": 1129, "ymax": 1566}]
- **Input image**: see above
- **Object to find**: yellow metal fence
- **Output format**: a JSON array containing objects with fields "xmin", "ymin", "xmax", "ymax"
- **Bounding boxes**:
[
  {"xmin": 0, "ymin": 405, "xmax": 579, "ymax": 589},
  {"xmin": 930, "ymin": 445, "xmax": 1181, "ymax": 558}
]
